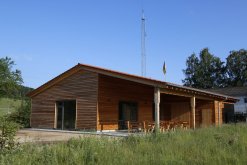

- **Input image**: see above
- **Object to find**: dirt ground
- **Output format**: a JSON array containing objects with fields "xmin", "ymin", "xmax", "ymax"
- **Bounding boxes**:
[{"xmin": 16, "ymin": 129, "xmax": 128, "ymax": 143}]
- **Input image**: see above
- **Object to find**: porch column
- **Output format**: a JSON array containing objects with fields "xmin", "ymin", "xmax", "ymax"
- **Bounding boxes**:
[
  {"xmin": 190, "ymin": 96, "xmax": 196, "ymax": 129},
  {"xmin": 154, "ymin": 87, "xmax": 160, "ymax": 132},
  {"xmin": 218, "ymin": 101, "xmax": 221, "ymax": 126}
]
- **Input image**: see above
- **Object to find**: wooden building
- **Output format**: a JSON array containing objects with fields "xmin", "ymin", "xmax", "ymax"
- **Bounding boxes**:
[
  {"xmin": 208, "ymin": 87, "xmax": 247, "ymax": 123},
  {"xmin": 27, "ymin": 63, "xmax": 238, "ymax": 131}
]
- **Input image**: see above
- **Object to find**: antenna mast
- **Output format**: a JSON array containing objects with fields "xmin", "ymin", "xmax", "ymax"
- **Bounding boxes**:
[{"xmin": 141, "ymin": 10, "xmax": 146, "ymax": 77}]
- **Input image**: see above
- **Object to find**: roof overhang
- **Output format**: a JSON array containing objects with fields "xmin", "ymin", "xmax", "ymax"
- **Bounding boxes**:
[{"xmin": 27, "ymin": 63, "xmax": 239, "ymax": 103}]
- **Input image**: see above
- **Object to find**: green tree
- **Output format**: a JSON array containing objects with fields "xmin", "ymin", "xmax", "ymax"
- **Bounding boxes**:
[
  {"xmin": 182, "ymin": 53, "xmax": 199, "ymax": 87},
  {"xmin": 0, "ymin": 57, "xmax": 23, "ymax": 98},
  {"xmin": 226, "ymin": 49, "xmax": 247, "ymax": 87},
  {"xmin": 182, "ymin": 48, "xmax": 226, "ymax": 89},
  {"xmin": 7, "ymin": 99, "xmax": 31, "ymax": 128}
]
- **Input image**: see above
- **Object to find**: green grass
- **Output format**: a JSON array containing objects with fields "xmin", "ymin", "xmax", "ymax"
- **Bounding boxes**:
[
  {"xmin": 1, "ymin": 124, "xmax": 247, "ymax": 165},
  {"xmin": 0, "ymin": 98, "xmax": 22, "ymax": 116}
]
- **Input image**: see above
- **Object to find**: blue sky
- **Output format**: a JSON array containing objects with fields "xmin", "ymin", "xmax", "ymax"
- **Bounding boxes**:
[{"xmin": 0, "ymin": 0, "xmax": 246, "ymax": 88}]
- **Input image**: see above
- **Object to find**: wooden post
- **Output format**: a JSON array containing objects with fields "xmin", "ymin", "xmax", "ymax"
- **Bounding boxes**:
[
  {"xmin": 101, "ymin": 122, "xmax": 103, "ymax": 132},
  {"xmin": 127, "ymin": 121, "xmax": 130, "ymax": 133},
  {"xmin": 154, "ymin": 87, "xmax": 160, "ymax": 132},
  {"xmin": 218, "ymin": 101, "xmax": 221, "ymax": 126},
  {"xmin": 190, "ymin": 96, "xmax": 196, "ymax": 129},
  {"xmin": 143, "ymin": 121, "xmax": 146, "ymax": 133}
]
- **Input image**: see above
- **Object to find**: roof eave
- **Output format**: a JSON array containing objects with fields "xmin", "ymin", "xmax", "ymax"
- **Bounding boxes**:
[{"xmin": 26, "ymin": 63, "xmax": 239, "ymax": 103}]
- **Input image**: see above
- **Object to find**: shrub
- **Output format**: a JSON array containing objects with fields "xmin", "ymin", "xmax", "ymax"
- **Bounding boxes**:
[
  {"xmin": 7, "ymin": 99, "xmax": 31, "ymax": 128},
  {"xmin": 0, "ymin": 116, "xmax": 19, "ymax": 153}
]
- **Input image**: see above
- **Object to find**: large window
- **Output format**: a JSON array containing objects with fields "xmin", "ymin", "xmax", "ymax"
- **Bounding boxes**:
[{"xmin": 119, "ymin": 102, "xmax": 138, "ymax": 129}]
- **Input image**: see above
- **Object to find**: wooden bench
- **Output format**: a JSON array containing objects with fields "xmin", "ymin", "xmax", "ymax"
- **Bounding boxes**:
[{"xmin": 127, "ymin": 121, "xmax": 144, "ymax": 133}]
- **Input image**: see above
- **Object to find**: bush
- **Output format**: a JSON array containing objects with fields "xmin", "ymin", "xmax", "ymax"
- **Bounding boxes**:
[
  {"xmin": 7, "ymin": 99, "xmax": 31, "ymax": 128},
  {"xmin": 0, "ymin": 116, "xmax": 19, "ymax": 153}
]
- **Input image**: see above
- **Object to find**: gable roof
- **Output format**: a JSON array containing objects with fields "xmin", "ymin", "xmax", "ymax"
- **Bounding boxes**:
[{"xmin": 27, "ymin": 63, "xmax": 238, "ymax": 103}]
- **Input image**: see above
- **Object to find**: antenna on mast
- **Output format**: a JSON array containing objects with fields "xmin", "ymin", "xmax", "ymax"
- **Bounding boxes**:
[{"xmin": 141, "ymin": 9, "xmax": 146, "ymax": 77}]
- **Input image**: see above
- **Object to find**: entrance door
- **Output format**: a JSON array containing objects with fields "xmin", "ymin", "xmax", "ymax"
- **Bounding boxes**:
[
  {"xmin": 201, "ymin": 109, "xmax": 212, "ymax": 126},
  {"xmin": 119, "ymin": 102, "xmax": 138, "ymax": 129},
  {"xmin": 56, "ymin": 100, "xmax": 76, "ymax": 130}
]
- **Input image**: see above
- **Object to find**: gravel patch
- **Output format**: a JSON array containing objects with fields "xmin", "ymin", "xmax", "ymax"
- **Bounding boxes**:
[{"xmin": 16, "ymin": 129, "xmax": 129, "ymax": 143}]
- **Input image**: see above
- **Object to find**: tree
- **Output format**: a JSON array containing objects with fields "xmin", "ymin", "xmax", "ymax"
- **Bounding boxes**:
[
  {"xmin": 226, "ymin": 49, "xmax": 247, "ymax": 87},
  {"xmin": 0, "ymin": 57, "xmax": 23, "ymax": 98},
  {"xmin": 182, "ymin": 48, "xmax": 226, "ymax": 89},
  {"xmin": 182, "ymin": 53, "xmax": 199, "ymax": 87},
  {"xmin": 7, "ymin": 99, "xmax": 31, "ymax": 128}
]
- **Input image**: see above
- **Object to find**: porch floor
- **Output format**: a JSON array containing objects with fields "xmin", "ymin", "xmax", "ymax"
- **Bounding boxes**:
[{"xmin": 16, "ymin": 128, "xmax": 137, "ymax": 143}]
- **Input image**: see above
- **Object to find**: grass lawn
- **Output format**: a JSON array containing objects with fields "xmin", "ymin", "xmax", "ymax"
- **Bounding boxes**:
[
  {"xmin": 1, "ymin": 124, "xmax": 247, "ymax": 165},
  {"xmin": 0, "ymin": 98, "xmax": 22, "ymax": 116}
]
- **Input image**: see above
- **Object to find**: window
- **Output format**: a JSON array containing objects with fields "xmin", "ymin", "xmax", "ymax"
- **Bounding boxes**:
[
  {"xmin": 244, "ymin": 98, "xmax": 247, "ymax": 103},
  {"xmin": 119, "ymin": 102, "xmax": 138, "ymax": 121},
  {"xmin": 119, "ymin": 102, "xmax": 138, "ymax": 129}
]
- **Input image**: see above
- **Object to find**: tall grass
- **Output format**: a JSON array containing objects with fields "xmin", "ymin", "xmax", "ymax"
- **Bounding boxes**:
[{"xmin": 1, "ymin": 124, "xmax": 247, "ymax": 165}]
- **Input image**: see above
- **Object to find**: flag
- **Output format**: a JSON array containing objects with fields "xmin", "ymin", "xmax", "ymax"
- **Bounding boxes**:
[{"xmin": 163, "ymin": 61, "xmax": 166, "ymax": 75}]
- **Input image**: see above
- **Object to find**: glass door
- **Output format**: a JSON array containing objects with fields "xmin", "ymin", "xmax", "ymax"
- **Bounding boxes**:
[
  {"xmin": 56, "ymin": 100, "xmax": 76, "ymax": 130},
  {"xmin": 119, "ymin": 102, "xmax": 138, "ymax": 129},
  {"xmin": 57, "ymin": 102, "xmax": 64, "ymax": 129}
]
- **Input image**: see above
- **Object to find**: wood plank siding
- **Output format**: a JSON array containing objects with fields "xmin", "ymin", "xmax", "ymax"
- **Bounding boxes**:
[
  {"xmin": 195, "ymin": 100, "xmax": 214, "ymax": 127},
  {"xmin": 29, "ymin": 63, "xmax": 230, "ymax": 131},
  {"xmin": 97, "ymin": 74, "xmax": 224, "ymax": 130},
  {"xmin": 214, "ymin": 101, "xmax": 224, "ymax": 126},
  {"xmin": 98, "ymin": 74, "xmax": 154, "ymax": 130},
  {"xmin": 160, "ymin": 95, "xmax": 191, "ymax": 127},
  {"xmin": 171, "ymin": 102, "xmax": 191, "ymax": 125},
  {"xmin": 31, "ymin": 70, "xmax": 98, "ymax": 130}
]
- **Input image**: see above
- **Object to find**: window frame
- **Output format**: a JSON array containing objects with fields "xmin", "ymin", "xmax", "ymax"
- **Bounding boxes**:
[{"xmin": 118, "ymin": 101, "xmax": 138, "ymax": 122}]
